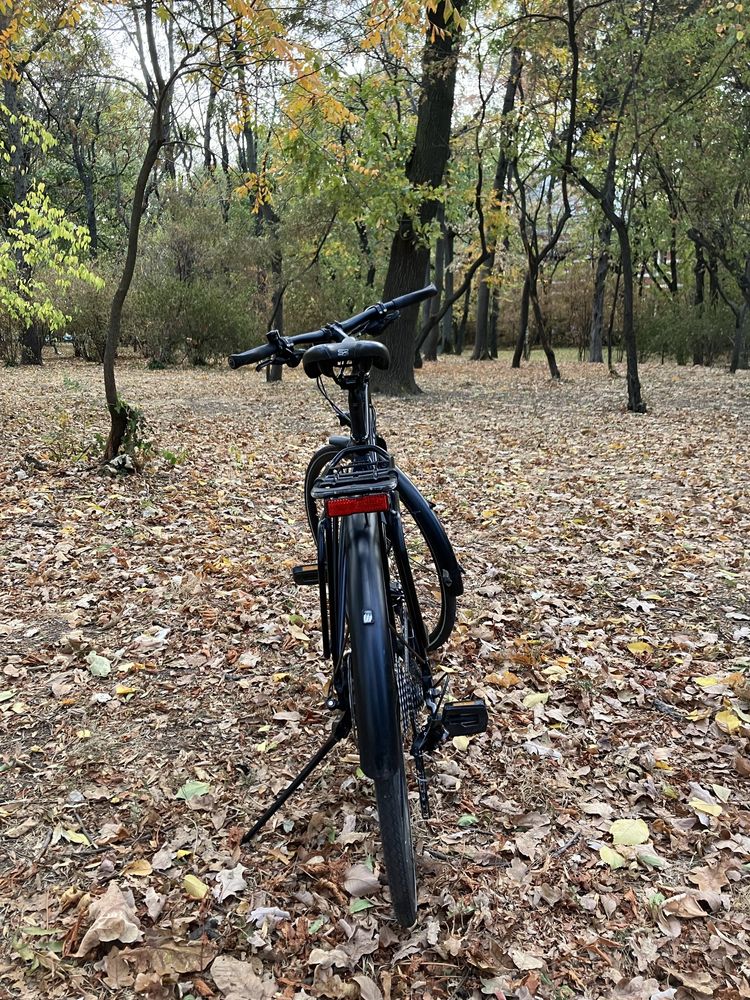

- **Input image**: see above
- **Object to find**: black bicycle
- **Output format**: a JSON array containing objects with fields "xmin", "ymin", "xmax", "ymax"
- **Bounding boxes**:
[{"xmin": 229, "ymin": 285, "xmax": 487, "ymax": 926}]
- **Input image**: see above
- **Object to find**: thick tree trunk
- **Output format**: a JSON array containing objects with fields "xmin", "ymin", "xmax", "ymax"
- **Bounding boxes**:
[
  {"xmin": 512, "ymin": 274, "xmax": 530, "ymax": 368},
  {"xmin": 373, "ymin": 0, "xmax": 463, "ymax": 394},
  {"xmin": 589, "ymin": 220, "xmax": 611, "ymax": 362}
]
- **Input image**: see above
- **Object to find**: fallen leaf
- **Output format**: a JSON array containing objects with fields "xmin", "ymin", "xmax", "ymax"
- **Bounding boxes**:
[
  {"xmin": 627, "ymin": 641, "xmax": 653, "ymax": 656},
  {"xmin": 353, "ymin": 974, "xmax": 383, "ymax": 1000},
  {"xmin": 522, "ymin": 692, "xmax": 549, "ymax": 708},
  {"xmin": 599, "ymin": 845, "xmax": 627, "ymax": 869},
  {"xmin": 508, "ymin": 946, "xmax": 545, "ymax": 970},
  {"xmin": 123, "ymin": 859, "xmax": 152, "ymax": 877},
  {"xmin": 343, "ymin": 863, "xmax": 380, "ymax": 898},
  {"xmin": 76, "ymin": 882, "xmax": 142, "ymax": 956},
  {"xmin": 715, "ymin": 710, "xmax": 741, "ymax": 734},
  {"xmin": 689, "ymin": 798, "xmax": 722, "ymax": 817},
  {"xmin": 210, "ymin": 955, "xmax": 277, "ymax": 999},
  {"xmin": 176, "ymin": 779, "xmax": 212, "ymax": 800},
  {"xmin": 213, "ymin": 864, "xmax": 247, "ymax": 902},
  {"xmin": 183, "ymin": 874, "xmax": 209, "ymax": 899},
  {"xmin": 86, "ymin": 652, "xmax": 111, "ymax": 677},
  {"xmin": 610, "ymin": 818, "xmax": 649, "ymax": 846}
]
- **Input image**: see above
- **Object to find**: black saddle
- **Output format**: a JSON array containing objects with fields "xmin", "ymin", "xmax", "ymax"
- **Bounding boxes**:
[{"xmin": 303, "ymin": 338, "xmax": 390, "ymax": 379}]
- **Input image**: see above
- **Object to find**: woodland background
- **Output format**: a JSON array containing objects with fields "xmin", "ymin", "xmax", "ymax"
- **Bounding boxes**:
[{"xmin": 1, "ymin": 1, "xmax": 750, "ymax": 999}]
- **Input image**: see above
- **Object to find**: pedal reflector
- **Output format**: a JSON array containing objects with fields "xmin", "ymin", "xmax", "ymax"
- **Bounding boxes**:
[
  {"xmin": 325, "ymin": 494, "xmax": 389, "ymax": 517},
  {"xmin": 442, "ymin": 699, "xmax": 488, "ymax": 737},
  {"xmin": 292, "ymin": 564, "xmax": 319, "ymax": 586}
]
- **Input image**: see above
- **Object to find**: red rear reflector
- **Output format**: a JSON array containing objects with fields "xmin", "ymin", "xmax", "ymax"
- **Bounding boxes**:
[{"xmin": 325, "ymin": 494, "xmax": 389, "ymax": 517}]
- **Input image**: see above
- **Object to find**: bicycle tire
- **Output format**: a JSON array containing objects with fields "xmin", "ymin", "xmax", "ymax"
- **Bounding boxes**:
[
  {"xmin": 306, "ymin": 445, "xmax": 456, "ymax": 651},
  {"xmin": 344, "ymin": 512, "xmax": 417, "ymax": 927}
]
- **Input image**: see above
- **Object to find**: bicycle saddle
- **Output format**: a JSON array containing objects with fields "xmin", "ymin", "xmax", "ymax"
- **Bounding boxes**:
[{"xmin": 303, "ymin": 338, "xmax": 390, "ymax": 379}]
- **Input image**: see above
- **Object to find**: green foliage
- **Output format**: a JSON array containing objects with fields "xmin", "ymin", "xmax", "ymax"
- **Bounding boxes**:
[
  {"xmin": 635, "ymin": 295, "xmax": 735, "ymax": 364},
  {"xmin": 0, "ymin": 182, "xmax": 103, "ymax": 362}
]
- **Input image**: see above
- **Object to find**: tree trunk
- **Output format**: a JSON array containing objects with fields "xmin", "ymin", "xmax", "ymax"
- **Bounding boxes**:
[
  {"xmin": 489, "ymin": 287, "xmax": 499, "ymax": 358},
  {"xmin": 263, "ymin": 204, "xmax": 284, "ymax": 383},
  {"xmin": 372, "ymin": 0, "xmax": 463, "ymax": 394},
  {"xmin": 423, "ymin": 233, "xmax": 444, "ymax": 361},
  {"xmin": 439, "ymin": 227, "xmax": 454, "ymax": 353},
  {"xmin": 730, "ymin": 305, "xmax": 748, "ymax": 373},
  {"xmin": 512, "ymin": 274, "xmax": 530, "ymax": 368},
  {"xmin": 589, "ymin": 219, "xmax": 611, "ymax": 362},
  {"xmin": 529, "ymin": 277, "xmax": 560, "ymax": 379},
  {"xmin": 456, "ymin": 276, "xmax": 471, "ymax": 354},
  {"xmin": 614, "ymin": 220, "xmax": 646, "ymax": 412},
  {"xmin": 103, "ymin": 6, "xmax": 170, "ymax": 461},
  {"xmin": 474, "ymin": 47, "xmax": 522, "ymax": 356},
  {"xmin": 355, "ymin": 221, "xmax": 376, "ymax": 288},
  {"xmin": 692, "ymin": 239, "xmax": 706, "ymax": 365}
]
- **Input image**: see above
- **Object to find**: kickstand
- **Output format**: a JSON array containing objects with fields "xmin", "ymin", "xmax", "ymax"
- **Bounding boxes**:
[{"xmin": 241, "ymin": 712, "xmax": 352, "ymax": 844}]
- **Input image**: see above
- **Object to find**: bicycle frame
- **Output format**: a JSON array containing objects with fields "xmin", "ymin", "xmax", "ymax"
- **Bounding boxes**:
[{"xmin": 311, "ymin": 369, "xmax": 430, "ymax": 780}]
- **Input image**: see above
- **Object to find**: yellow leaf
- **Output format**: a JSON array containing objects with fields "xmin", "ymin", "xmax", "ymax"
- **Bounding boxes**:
[
  {"xmin": 715, "ymin": 710, "xmax": 741, "ymax": 734},
  {"xmin": 452, "ymin": 735, "xmax": 470, "ymax": 751},
  {"xmin": 481, "ymin": 509, "xmax": 499, "ymax": 518},
  {"xmin": 123, "ymin": 859, "xmax": 152, "ymax": 877},
  {"xmin": 62, "ymin": 828, "xmax": 91, "ymax": 846},
  {"xmin": 627, "ymin": 641, "xmax": 653, "ymax": 656},
  {"xmin": 523, "ymin": 692, "xmax": 550, "ymax": 708},
  {"xmin": 76, "ymin": 728, "xmax": 92, "ymax": 739},
  {"xmin": 486, "ymin": 670, "xmax": 520, "ymax": 687},
  {"xmin": 693, "ymin": 675, "xmax": 723, "ymax": 687},
  {"xmin": 599, "ymin": 845, "xmax": 627, "ymax": 869},
  {"xmin": 183, "ymin": 875, "xmax": 209, "ymax": 899},
  {"xmin": 610, "ymin": 818, "xmax": 649, "ymax": 846},
  {"xmin": 175, "ymin": 849, "xmax": 192, "ymax": 859},
  {"xmin": 689, "ymin": 798, "xmax": 722, "ymax": 817},
  {"xmin": 116, "ymin": 684, "xmax": 137, "ymax": 696},
  {"xmin": 686, "ymin": 709, "xmax": 711, "ymax": 721}
]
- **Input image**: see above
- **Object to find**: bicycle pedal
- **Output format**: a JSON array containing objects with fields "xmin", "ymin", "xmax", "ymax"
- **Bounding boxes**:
[
  {"xmin": 292, "ymin": 564, "xmax": 319, "ymax": 586},
  {"xmin": 442, "ymin": 699, "xmax": 488, "ymax": 737}
]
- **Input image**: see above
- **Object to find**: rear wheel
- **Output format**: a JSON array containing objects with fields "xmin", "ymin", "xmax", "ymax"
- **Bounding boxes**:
[{"xmin": 344, "ymin": 512, "xmax": 417, "ymax": 927}]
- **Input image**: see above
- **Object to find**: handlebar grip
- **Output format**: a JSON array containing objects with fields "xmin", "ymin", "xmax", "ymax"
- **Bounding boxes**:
[
  {"xmin": 228, "ymin": 342, "xmax": 275, "ymax": 369},
  {"xmin": 384, "ymin": 283, "xmax": 437, "ymax": 312}
]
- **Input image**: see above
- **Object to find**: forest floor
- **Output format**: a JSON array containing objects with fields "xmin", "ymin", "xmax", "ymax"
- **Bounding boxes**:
[{"xmin": 1, "ymin": 352, "xmax": 749, "ymax": 1000}]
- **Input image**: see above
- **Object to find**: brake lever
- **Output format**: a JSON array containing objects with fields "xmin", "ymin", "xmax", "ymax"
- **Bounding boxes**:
[{"xmin": 364, "ymin": 310, "xmax": 399, "ymax": 336}]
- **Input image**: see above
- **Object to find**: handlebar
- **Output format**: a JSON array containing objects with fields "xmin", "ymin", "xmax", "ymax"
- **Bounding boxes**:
[{"xmin": 228, "ymin": 283, "xmax": 437, "ymax": 371}]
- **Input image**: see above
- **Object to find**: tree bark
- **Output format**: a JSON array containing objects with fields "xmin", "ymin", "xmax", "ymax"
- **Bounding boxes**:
[
  {"xmin": 372, "ymin": 0, "xmax": 463, "ymax": 394},
  {"xmin": 423, "ymin": 232, "xmax": 445, "ymax": 361},
  {"xmin": 589, "ymin": 220, "xmax": 611, "ymax": 362},
  {"xmin": 474, "ymin": 47, "xmax": 522, "ymax": 358},
  {"xmin": 103, "ymin": 2, "xmax": 172, "ymax": 460},
  {"xmin": 439, "ymin": 227, "xmax": 454, "ymax": 353},
  {"xmin": 512, "ymin": 274, "xmax": 530, "ymax": 368}
]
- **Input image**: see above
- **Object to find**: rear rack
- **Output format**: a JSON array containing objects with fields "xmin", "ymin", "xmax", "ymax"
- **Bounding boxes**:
[{"xmin": 310, "ymin": 444, "xmax": 398, "ymax": 500}]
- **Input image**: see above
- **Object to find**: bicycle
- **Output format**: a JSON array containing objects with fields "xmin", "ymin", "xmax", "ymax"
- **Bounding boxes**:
[{"xmin": 228, "ymin": 284, "xmax": 487, "ymax": 926}]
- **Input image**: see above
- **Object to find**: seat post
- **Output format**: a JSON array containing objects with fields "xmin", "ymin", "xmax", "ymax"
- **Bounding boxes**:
[{"xmin": 347, "ymin": 373, "xmax": 373, "ymax": 444}]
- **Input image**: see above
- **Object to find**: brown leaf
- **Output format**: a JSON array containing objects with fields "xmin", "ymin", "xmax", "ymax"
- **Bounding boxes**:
[
  {"xmin": 76, "ymin": 882, "xmax": 142, "ymax": 956},
  {"xmin": 353, "ymin": 974, "xmax": 383, "ymax": 1000},
  {"xmin": 343, "ymin": 863, "xmax": 380, "ymax": 898},
  {"xmin": 210, "ymin": 955, "xmax": 277, "ymax": 999}
]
